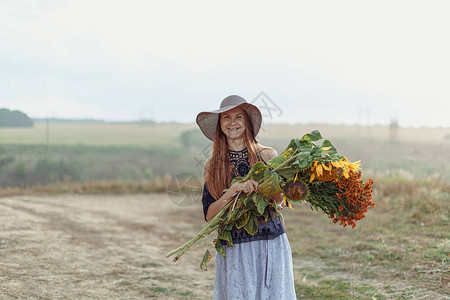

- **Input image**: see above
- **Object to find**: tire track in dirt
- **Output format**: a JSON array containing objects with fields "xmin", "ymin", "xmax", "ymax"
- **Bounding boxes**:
[
  {"xmin": 7, "ymin": 196, "xmax": 185, "ymax": 255},
  {"xmin": 0, "ymin": 201, "xmax": 105, "ymax": 249},
  {"xmin": 0, "ymin": 195, "xmax": 216, "ymax": 299},
  {"xmin": 10, "ymin": 196, "xmax": 212, "ymax": 257},
  {"xmin": 12, "ymin": 198, "xmax": 159, "ymax": 236},
  {"xmin": 0, "ymin": 197, "xmax": 174, "ymax": 278}
]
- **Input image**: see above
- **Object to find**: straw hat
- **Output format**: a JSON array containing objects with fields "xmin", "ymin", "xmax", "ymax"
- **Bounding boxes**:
[{"xmin": 196, "ymin": 95, "xmax": 262, "ymax": 141}]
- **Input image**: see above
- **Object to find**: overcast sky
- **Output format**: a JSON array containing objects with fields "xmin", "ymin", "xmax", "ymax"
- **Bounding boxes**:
[{"xmin": 1, "ymin": 0, "xmax": 449, "ymax": 127}]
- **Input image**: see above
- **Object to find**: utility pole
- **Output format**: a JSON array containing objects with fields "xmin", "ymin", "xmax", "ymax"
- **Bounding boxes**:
[
  {"xmin": 46, "ymin": 116, "xmax": 50, "ymax": 146},
  {"xmin": 389, "ymin": 114, "xmax": 399, "ymax": 144}
]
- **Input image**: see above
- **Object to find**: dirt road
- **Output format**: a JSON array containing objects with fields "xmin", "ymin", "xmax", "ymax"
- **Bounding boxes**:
[
  {"xmin": 0, "ymin": 194, "xmax": 217, "ymax": 299},
  {"xmin": 0, "ymin": 194, "xmax": 447, "ymax": 299}
]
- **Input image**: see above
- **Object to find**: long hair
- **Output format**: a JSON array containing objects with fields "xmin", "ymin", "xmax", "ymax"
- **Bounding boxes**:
[{"xmin": 205, "ymin": 109, "xmax": 268, "ymax": 200}]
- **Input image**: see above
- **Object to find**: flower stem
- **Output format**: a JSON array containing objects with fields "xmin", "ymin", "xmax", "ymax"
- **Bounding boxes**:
[
  {"xmin": 272, "ymin": 152, "xmax": 301, "ymax": 172},
  {"xmin": 166, "ymin": 196, "xmax": 235, "ymax": 262}
]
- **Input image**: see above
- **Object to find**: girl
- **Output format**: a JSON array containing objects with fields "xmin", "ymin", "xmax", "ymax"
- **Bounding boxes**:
[{"xmin": 196, "ymin": 95, "xmax": 297, "ymax": 299}]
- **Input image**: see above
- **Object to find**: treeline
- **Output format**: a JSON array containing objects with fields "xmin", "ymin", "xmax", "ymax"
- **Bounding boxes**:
[
  {"xmin": 0, "ymin": 143, "xmax": 200, "ymax": 188},
  {"xmin": 0, "ymin": 108, "xmax": 33, "ymax": 127},
  {"xmin": 0, "ymin": 155, "xmax": 83, "ymax": 187}
]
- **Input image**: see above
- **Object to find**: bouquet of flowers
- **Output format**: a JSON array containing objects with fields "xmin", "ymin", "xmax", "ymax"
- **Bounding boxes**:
[{"xmin": 166, "ymin": 130, "xmax": 374, "ymax": 270}]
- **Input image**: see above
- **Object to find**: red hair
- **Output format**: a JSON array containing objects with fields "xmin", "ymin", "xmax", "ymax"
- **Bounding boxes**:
[{"xmin": 205, "ymin": 109, "xmax": 268, "ymax": 200}]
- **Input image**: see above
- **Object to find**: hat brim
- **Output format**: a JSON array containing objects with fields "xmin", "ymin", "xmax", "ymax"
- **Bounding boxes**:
[{"xmin": 196, "ymin": 103, "xmax": 262, "ymax": 141}]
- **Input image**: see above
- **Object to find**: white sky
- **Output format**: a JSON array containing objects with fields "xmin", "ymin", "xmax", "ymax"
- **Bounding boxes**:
[{"xmin": 1, "ymin": 0, "xmax": 449, "ymax": 127}]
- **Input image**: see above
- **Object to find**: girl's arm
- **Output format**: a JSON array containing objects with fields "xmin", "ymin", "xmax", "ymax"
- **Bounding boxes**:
[
  {"xmin": 203, "ymin": 158, "xmax": 259, "ymax": 221},
  {"xmin": 205, "ymin": 180, "xmax": 260, "ymax": 221},
  {"xmin": 205, "ymin": 183, "xmax": 237, "ymax": 222}
]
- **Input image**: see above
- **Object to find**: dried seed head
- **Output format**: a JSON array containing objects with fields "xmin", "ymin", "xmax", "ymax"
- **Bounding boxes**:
[{"xmin": 284, "ymin": 180, "xmax": 308, "ymax": 201}]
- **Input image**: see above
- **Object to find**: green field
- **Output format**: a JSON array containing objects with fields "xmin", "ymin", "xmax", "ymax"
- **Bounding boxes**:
[
  {"xmin": 0, "ymin": 122, "xmax": 195, "ymax": 146},
  {"xmin": 0, "ymin": 121, "xmax": 449, "ymax": 190},
  {"xmin": 1, "ymin": 122, "xmax": 448, "ymax": 145}
]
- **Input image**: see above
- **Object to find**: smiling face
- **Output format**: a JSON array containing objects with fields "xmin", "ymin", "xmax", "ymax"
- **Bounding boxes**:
[{"xmin": 219, "ymin": 107, "xmax": 246, "ymax": 140}]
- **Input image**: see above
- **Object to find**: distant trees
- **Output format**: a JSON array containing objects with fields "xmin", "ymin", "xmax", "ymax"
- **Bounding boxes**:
[
  {"xmin": 179, "ymin": 129, "xmax": 210, "ymax": 149},
  {"xmin": 0, "ymin": 155, "xmax": 84, "ymax": 187},
  {"xmin": 0, "ymin": 108, "xmax": 33, "ymax": 127}
]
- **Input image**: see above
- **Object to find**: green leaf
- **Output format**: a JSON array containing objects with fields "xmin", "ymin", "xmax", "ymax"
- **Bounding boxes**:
[
  {"xmin": 285, "ymin": 131, "xmax": 321, "ymax": 153},
  {"xmin": 230, "ymin": 176, "xmax": 243, "ymax": 185},
  {"xmin": 215, "ymin": 238, "xmax": 226, "ymax": 258},
  {"xmin": 276, "ymin": 166, "xmax": 298, "ymax": 180},
  {"xmin": 235, "ymin": 206, "xmax": 248, "ymax": 220},
  {"xmin": 200, "ymin": 249, "xmax": 212, "ymax": 270},
  {"xmin": 321, "ymin": 139, "xmax": 334, "ymax": 148},
  {"xmin": 244, "ymin": 192, "xmax": 255, "ymax": 206},
  {"xmin": 243, "ymin": 214, "xmax": 259, "ymax": 235},
  {"xmin": 262, "ymin": 207, "xmax": 270, "ymax": 221},
  {"xmin": 267, "ymin": 148, "xmax": 294, "ymax": 168},
  {"xmin": 218, "ymin": 229, "xmax": 233, "ymax": 247},
  {"xmin": 296, "ymin": 151, "xmax": 311, "ymax": 169},
  {"xmin": 225, "ymin": 223, "xmax": 234, "ymax": 231},
  {"xmin": 241, "ymin": 162, "xmax": 267, "ymax": 182},
  {"xmin": 307, "ymin": 130, "xmax": 322, "ymax": 142},
  {"xmin": 298, "ymin": 130, "xmax": 322, "ymax": 149},
  {"xmin": 231, "ymin": 203, "xmax": 243, "ymax": 220},
  {"xmin": 321, "ymin": 139, "xmax": 338, "ymax": 155},
  {"xmin": 300, "ymin": 134, "xmax": 311, "ymax": 143},
  {"xmin": 287, "ymin": 138, "xmax": 298, "ymax": 150},
  {"xmin": 253, "ymin": 192, "xmax": 268, "ymax": 215},
  {"xmin": 235, "ymin": 211, "xmax": 250, "ymax": 229},
  {"xmin": 243, "ymin": 192, "xmax": 257, "ymax": 211},
  {"xmin": 223, "ymin": 207, "xmax": 234, "ymax": 225},
  {"xmin": 258, "ymin": 168, "xmax": 283, "ymax": 198}
]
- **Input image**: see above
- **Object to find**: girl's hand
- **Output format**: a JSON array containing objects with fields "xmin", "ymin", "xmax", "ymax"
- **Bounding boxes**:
[{"xmin": 232, "ymin": 179, "xmax": 259, "ymax": 195}]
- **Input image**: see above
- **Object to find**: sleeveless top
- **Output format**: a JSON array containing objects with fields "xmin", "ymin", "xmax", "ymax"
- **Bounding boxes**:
[{"xmin": 201, "ymin": 147, "xmax": 285, "ymax": 245}]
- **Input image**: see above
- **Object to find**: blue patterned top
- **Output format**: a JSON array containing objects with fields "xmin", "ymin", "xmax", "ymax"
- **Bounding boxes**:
[{"xmin": 201, "ymin": 147, "xmax": 285, "ymax": 245}]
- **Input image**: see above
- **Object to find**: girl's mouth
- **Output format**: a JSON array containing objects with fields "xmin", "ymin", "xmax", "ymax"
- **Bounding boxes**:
[{"xmin": 227, "ymin": 127, "xmax": 240, "ymax": 133}]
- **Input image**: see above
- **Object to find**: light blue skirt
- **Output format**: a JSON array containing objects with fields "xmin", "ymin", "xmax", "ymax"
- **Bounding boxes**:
[{"xmin": 213, "ymin": 233, "xmax": 297, "ymax": 300}]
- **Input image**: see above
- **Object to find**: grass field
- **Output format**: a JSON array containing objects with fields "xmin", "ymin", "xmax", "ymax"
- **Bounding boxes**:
[
  {"xmin": 0, "ymin": 122, "xmax": 196, "ymax": 146},
  {"xmin": 288, "ymin": 177, "xmax": 449, "ymax": 299},
  {"xmin": 0, "ymin": 122, "xmax": 449, "ymax": 189},
  {"xmin": 0, "ymin": 121, "xmax": 448, "ymax": 145},
  {"xmin": 0, "ymin": 121, "xmax": 449, "ymax": 298}
]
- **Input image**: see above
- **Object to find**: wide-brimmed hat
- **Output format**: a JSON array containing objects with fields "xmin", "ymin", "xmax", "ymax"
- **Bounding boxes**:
[{"xmin": 196, "ymin": 95, "xmax": 262, "ymax": 141}]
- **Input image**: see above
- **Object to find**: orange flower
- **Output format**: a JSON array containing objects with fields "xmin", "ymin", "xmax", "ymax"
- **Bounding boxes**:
[{"xmin": 331, "ymin": 170, "xmax": 374, "ymax": 228}]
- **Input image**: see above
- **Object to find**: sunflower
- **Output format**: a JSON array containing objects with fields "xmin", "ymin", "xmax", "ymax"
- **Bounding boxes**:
[
  {"xmin": 310, "ymin": 158, "xmax": 361, "ymax": 182},
  {"xmin": 310, "ymin": 161, "xmax": 338, "ymax": 182}
]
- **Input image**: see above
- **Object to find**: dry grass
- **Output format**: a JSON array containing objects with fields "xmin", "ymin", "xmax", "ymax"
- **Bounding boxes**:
[
  {"xmin": 0, "ymin": 178, "xmax": 448, "ymax": 299},
  {"xmin": 0, "ymin": 178, "xmax": 173, "ymax": 197},
  {"xmin": 288, "ymin": 177, "xmax": 449, "ymax": 298}
]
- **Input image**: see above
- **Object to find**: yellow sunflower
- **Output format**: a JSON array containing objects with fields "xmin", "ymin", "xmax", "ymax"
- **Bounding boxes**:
[{"xmin": 310, "ymin": 158, "xmax": 361, "ymax": 182}]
